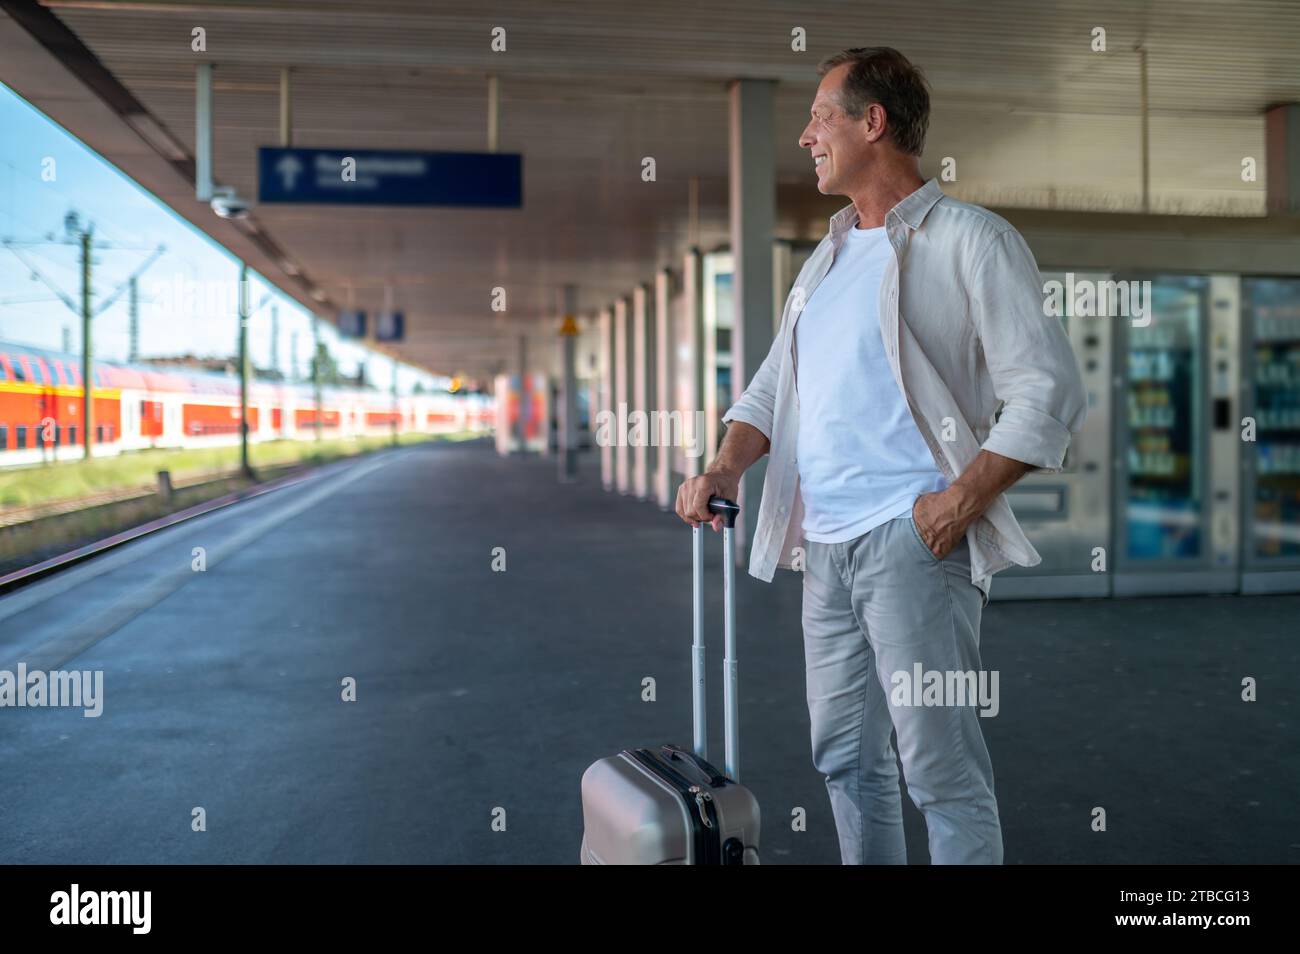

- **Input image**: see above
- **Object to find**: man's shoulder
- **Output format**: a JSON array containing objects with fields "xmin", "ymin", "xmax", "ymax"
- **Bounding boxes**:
[{"xmin": 929, "ymin": 192, "xmax": 1018, "ymax": 244}]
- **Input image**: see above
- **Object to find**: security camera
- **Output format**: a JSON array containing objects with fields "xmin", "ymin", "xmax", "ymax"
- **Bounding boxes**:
[{"xmin": 210, "ymin": 188, "xmax": 250, "ymax": 219}]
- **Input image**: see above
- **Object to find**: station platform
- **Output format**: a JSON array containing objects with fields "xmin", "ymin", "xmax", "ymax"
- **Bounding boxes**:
[{"xmin": 0, "ymin": 440, "xmax": 1294, "ymax": 864}]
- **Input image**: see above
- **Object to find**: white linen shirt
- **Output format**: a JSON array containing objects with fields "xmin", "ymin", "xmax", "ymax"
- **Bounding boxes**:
[{"xmin": 721, "ymin": 178, "xmax": 1088, "ymax": 598}]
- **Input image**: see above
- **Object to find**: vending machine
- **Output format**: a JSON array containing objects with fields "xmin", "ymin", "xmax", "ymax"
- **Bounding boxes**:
[
  {"xmin": 1109, "ymin": 274, "xmax": 1241, "ymax": 596},
  {"xmin": 1241, "ymin": 277, "xmax": 1300, "ymax": 592}
]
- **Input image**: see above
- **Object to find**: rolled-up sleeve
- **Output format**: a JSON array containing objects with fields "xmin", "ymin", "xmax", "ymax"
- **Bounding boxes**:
[
  {"xmin": 970, "ymin": 228, "xmax": 1087, "ymax": 473},
  {"xmin": 721, "ymin": 322, "xmax": 785, "ymax": 442}
]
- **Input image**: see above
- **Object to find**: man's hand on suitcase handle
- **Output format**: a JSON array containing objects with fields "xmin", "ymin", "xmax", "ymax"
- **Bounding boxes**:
[
  {"xmin": 676, "ymin": 420, "xmax": 768, "ymax": 530},
  {"xmin": 676, "ymin": 471, "xmax": 740, "ymax": 531}
]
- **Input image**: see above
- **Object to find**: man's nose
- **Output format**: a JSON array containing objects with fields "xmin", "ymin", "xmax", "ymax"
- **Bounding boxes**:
[{"xmin": 798, "ymin": 124, "xmax": 815, "ymax": 149}]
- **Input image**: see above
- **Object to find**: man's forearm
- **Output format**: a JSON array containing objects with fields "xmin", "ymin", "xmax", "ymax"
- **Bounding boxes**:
[
  {"xmin": 912, "ymin": 448, "xmax": 1036, "ymax": 558},
  {"xmin": 707, "ymin": 420, "xmax": 770, "ymax": 479},
  {"xmin": 947, "ymin": 449, "xmax": 1033, "ymax": 523}
]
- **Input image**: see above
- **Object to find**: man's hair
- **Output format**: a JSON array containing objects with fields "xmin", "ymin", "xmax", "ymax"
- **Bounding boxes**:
[{"xmin": 818, "ymin": 47, "xmax": 931, "ymax": 156}]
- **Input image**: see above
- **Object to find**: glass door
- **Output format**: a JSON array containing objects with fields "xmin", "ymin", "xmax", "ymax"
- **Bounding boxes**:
[
  {"xmin": 1114, "ymin": 275, "xmax": 1215, "ymax": 593},
  {"xmin": 1242, "ymin": 277, "xmax": 1300, "ymax": 591}
]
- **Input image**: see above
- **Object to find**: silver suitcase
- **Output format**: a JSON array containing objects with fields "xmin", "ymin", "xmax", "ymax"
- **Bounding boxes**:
[{"xmin": 580, "ymin": 497, "xmax": 761, "ymax": 865}]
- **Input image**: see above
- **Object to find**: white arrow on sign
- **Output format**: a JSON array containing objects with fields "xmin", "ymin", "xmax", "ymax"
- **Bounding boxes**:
[{"xmin": 276, "ymin": 154, "xmax": 303, "ymax": 190}]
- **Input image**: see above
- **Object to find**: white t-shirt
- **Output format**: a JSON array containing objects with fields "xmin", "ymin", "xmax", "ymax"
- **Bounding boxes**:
[{"xmin": 794, "ymin": 222, "xmax": 948, "ymax": 544}]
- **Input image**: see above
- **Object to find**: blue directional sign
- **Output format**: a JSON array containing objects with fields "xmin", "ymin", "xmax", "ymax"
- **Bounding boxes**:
[
  {"xmin": 259, "ymin": 148, "xmax": 522, "ymax": 207},
  {"xmin": 374, "ymin": 311, "xmax": 405, "ymax": 342},
  {"xmin": 337, "ymin": 310, "xmax": 366, "ymax": 338}
]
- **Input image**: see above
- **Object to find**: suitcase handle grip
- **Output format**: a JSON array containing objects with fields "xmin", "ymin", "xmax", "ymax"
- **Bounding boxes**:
[
  {"xmin": 706, "ymin": 496, "xmax": 740, "ymax": 528},
  {"xmin": 661, "ymin": 744, "xmax": 728, "ymax": 788}
]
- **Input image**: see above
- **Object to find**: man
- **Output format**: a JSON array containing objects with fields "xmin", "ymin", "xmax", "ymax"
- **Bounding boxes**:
[{"xmin": 675, "ymin": 47, "xmax": 1086, "ymax": 865}]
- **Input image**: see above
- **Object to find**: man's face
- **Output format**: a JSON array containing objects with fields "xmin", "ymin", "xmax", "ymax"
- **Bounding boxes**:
[{"xmin": 798, "ymin": 63, "xmax": 876, "ymax": 196}]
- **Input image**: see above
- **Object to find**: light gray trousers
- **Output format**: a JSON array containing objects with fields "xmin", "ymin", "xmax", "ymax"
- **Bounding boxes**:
[{"xmin": 801, "ymin": 514, "xmax": 1003, "ymax": 864}]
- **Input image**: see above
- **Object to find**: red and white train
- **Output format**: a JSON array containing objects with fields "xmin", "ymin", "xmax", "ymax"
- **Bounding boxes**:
[{"xmin": 0, "ymin": 338, "xmax": 493, "ymax": 467}]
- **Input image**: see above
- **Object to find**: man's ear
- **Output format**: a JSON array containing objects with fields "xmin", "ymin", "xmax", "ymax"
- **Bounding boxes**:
[{"xmin": 863, "ymin": 102, "xmax": 888, "ymax": 144}]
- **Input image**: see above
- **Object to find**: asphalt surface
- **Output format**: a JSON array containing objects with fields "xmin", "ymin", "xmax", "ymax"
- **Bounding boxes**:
[{"xmin": 0, "ymin": 439, "xmax": 1295, "ymax": 864}]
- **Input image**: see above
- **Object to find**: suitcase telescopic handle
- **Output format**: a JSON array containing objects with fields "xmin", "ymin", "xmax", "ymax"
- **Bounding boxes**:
[{"xmin": 691, "ymin": 496, "xmax": 741, "ymax": 782}]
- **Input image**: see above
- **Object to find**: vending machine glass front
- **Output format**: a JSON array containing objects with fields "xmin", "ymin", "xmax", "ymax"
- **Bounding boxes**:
[
  {"xmin": 1245, "ymin": 277, "xmax": 1300, "ymax": 562},
  {"xmin": 1123, "ymin": 276, "xmax": 1206, "ymax": 563}
]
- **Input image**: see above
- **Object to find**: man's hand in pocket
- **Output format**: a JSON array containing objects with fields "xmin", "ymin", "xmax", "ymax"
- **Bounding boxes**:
[{"xmin": 911, "ymin": 489, "xmax": 973, "ymax": 560}]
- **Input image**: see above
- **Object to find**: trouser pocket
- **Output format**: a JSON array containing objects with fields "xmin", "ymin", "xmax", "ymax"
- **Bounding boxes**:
[{"xmin": 905, "ymin": 515, "xmax": 941, "ymax": 564}]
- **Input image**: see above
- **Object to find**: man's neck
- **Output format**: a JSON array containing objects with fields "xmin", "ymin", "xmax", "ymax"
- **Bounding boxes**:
[{"xmin": 848, "ymin": 165, "xmax": 926, "ymax": 230}]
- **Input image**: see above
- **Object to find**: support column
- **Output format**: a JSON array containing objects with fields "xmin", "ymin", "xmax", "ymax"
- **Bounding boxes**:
[
  {"xmin": 683, "ymin": 248, "xmax": 706, "ymax": 482},
  {"xmin": 128, "ymin": 276, "xmax": 139, "ymax": 362},
  {"xmin": 1137, "ymin": 45, "xmax": 1150, "ymax": 214},
  {"xmin": 515, "ymin": 334, "xmax": 528, "ymax": 454},
  {"xmin": 614, "ymin": 296, "xmax": 631, "ymax": 494},
  {"xmin": 279, "ymin": 67, "xmax": 293, "ymax": 147},
  {"xmin": 311, "ymin": 313, "xmax": 322, "ymax": 442},
  {"xmin": 270, "ymin": 304, "xmax": 280, "ymax": 376},
  {"xmin": 654, "ymin": 267, "xmax": 674, "ymax": 509},
  {"xmin": 195, "ymin": 64, "xmax": 213, "ymax": 201},
  {"xmin": 391, "ymin": 354, "xmax": 399, "ymax": 447},
  {"xmin": 632, "ymin": 283, "xmax": 654, "ymax": 500},
  {"xmin": 1266, "ymin": 103, "xmax": 1300, "ymax": 216},
  {"xmin": 80, "ymin": 226, "xmax": 93, "ymax": 459},
  {"xmin": 599, "ymin": 305, "xmax": 615, "ymax": 491},
  {"xmin": 558, "ymin": 284, "xmax": 580, "ymax": 483},
  {"xmin": 238, "ymin": 262, "xmax": 251, "ymax": 477},
  {"xmin": 728, "ymin": 78, "xmax": 777, "ymax": 551}
]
